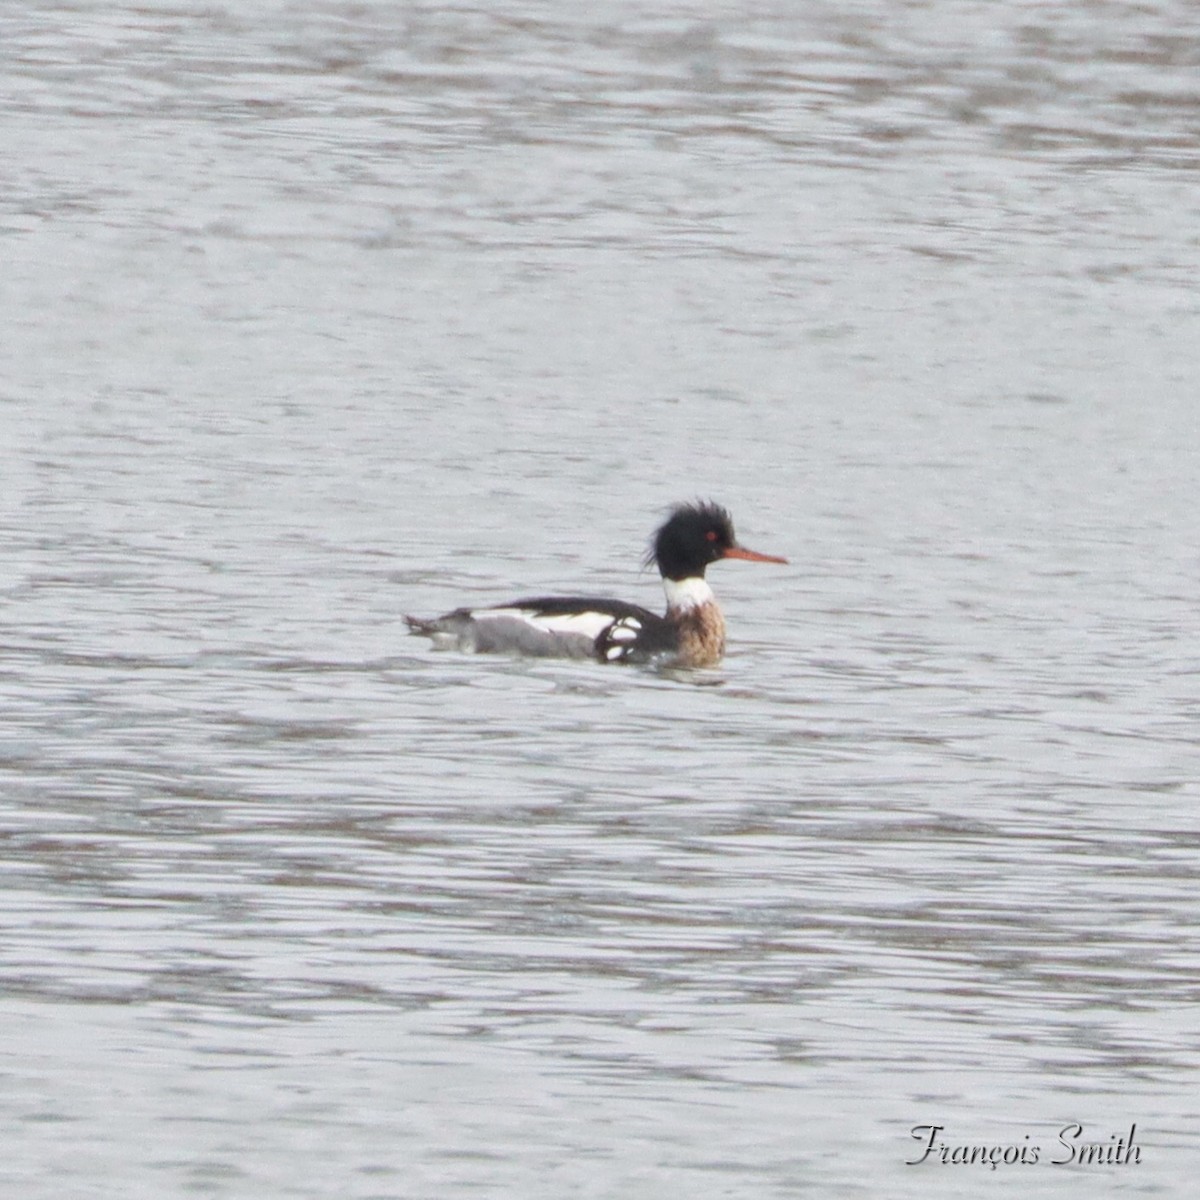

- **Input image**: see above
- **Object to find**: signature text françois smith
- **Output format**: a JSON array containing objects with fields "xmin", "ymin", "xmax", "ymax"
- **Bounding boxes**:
[{"xmin": 907, "ymin": 1123, "xmax": 1142, "ymax": 1169}]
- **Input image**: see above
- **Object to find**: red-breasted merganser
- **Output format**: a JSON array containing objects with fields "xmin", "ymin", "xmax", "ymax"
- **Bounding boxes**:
[{"xmin": 405, "ymin": 501, "xmax": 786, "ymax": 667}]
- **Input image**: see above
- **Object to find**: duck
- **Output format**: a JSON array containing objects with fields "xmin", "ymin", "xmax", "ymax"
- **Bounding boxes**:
[{"xmin": 405, "ymin": 501, "xmax": 786, "ymax": 667}]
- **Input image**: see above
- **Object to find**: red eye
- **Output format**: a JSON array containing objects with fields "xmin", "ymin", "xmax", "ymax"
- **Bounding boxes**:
[{"xmin": 705, "ymin": 530, "xmax": 718, "ymax": 542}]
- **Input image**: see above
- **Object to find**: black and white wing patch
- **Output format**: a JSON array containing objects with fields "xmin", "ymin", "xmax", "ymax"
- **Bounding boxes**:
[{"xmin": 595, "ymin": 613, "xmax": 645, "ymax": 663}]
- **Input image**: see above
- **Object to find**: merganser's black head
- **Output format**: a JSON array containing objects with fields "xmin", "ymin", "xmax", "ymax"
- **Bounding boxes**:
[{"xmin": 648, "ymin": 501, "xmax": 787, "ymax": 581}]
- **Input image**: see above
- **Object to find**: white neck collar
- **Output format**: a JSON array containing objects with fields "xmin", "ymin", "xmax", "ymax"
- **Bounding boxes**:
[{"xmin": 663, "ymin": 576, "xmax": 714, "ymax": 612}]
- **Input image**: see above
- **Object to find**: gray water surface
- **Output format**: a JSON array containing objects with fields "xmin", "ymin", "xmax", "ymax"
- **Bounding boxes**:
[{"xmin": 3, "ymin": 2, "xmax": 1200, "ymax": 1196}]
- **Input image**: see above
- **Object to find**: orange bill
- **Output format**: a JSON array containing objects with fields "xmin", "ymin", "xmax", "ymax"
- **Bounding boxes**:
[{"xmin": 723, "ymin": 545, "xmax": 788, "ymax": 564}]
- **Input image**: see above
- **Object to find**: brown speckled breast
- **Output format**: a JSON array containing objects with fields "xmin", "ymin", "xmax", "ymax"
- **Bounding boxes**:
[{"xmin": 672, "ymin": 602, "xmax": 727, "ymax": 668}]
